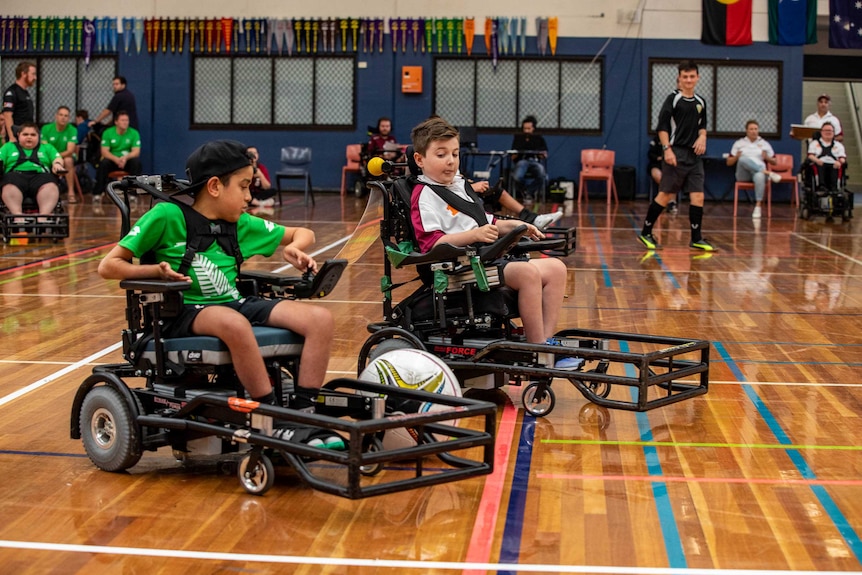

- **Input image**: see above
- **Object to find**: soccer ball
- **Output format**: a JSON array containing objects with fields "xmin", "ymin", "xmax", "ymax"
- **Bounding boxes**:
[{"xmin": 358, "ymin": 349, "xmax": 462, "ymax": 450}]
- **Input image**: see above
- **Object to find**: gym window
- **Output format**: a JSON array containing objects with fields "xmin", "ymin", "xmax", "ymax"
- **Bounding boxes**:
[
  {"xmin": 648, "ymin": 58, "xmax": 783, "ymax": 138},
  {"xmin": 0, "ymin": 56, "xmax": 116, "ymax": 124},
  {"xmin": 191, "ymin": 55, "xmax": 356, "ymax": 129},
  {"xmin": 434, "ymin": 56, "xmax": 603, "ymax": 135}
]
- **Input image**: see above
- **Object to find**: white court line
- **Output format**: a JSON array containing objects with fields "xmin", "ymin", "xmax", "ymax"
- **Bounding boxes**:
[
  {"xmin": 791, "ymin": 232, "xmax": 862, "ymax": 266},
  {"xmin": 1, "ymin": 540, "xmax": 857, "ymax": 575},
  {"xmin": 0, "ymin": 342, "xmax": 122, "ymax": 408}
]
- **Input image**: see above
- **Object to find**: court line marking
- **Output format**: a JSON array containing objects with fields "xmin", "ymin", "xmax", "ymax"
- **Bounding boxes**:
[
  {"xmin": 464, "ymin": 397, "xmax": 518, "ymax": 573},
  {"xmin": 542, "ymin": 439, "xmax": 862, "ymax": 451},
  {"xmin": 535, "ymin": 474, "xmax": 862, "ymax": 487},
  {"xmin": 3, "ymin": 540, "xmax": 860, "ymax": 574},
  {"xmin": 0, "ymin": 342, "xmax": 122, "ymax": 408},
  {"xmin": 792, "ymin": 232, "xmax": 862, "ymax": 266}
]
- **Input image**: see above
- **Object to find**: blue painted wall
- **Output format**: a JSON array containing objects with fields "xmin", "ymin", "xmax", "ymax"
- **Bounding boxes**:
[{"xmin": 121, "ymin": 35, "xmax": 804, "ymax": 201}]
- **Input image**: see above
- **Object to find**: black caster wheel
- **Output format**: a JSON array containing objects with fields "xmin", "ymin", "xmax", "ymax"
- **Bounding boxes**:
[
  {"xmin": 237, "ymin": 452, "xmax": 275, "ymax": 495},
  {"xmin": 522, "ymin": 382, "xmax": 555, "ymax": 417}
]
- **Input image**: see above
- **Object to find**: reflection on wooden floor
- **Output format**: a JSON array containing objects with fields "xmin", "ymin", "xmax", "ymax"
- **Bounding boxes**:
[{"xmin": 1, "ymin": 192, "xmax": 861, "ymax": 574}]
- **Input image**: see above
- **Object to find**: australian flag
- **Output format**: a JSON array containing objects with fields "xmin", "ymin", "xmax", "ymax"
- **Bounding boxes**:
[{"xmin": 829, "ymin": 0, "xmax": 862, "ymax": 49}]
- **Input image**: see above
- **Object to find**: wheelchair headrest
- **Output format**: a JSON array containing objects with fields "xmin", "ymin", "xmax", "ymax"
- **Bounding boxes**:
[{"xmin": 405, "ymin": 146, "xmax": 421, "ymax": 176}]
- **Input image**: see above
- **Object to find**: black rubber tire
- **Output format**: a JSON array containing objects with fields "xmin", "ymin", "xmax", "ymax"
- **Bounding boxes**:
[
  {"xmin": 237, "ymin": 452, "xmax": 275, "ymax": 495},
  {"xmin": 79, "ymin": 386, "xmax": 142, "ymax": 472}
]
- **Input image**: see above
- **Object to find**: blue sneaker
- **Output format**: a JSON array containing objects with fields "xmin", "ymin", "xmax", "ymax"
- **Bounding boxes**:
[{"xmin": 545, "ymin": 338, "xmax": 585, "ymax": 371}]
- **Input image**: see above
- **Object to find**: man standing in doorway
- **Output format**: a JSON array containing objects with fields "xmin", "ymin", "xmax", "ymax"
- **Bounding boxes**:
[
  {"xmin": 89, "ymin": 76, "xmax": 139, "ymax": 130},
  {"xmin": 638, "ymin": 60, "xmax": 715, "ymax": 252},
  {"xmin": 2, "ymin": 61, "xmax": 37, "ymax": 143}
]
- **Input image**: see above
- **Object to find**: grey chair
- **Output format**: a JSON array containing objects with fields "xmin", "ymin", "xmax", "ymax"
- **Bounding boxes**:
[{"xmin": 275, "ymin": 146, "xmax": 314, "ymax": 205}]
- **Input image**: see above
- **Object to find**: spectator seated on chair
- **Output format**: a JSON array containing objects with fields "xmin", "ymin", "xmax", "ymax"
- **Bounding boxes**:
[
  {"xmin": 726, "ymin": 119, "xmax": 782, "ymax": 219},
  {"xmin": 509, "ymin": 115, "xmax": 548, "ymax": 202},
  {"xmin": 97, "ymin": 139, "xmax": 342, "ymax": 449},
  {"xmin": 93, "ymin": 111, "xmax": 141, "ymax": 202},
  {"xmin": 0, "ymin": 122, "xmax": 65, "ymax": 216},
  {"xmin": 409, "ymin": 116, "xmax": 579, "ymax": 370},
  {"xmin": 41, "ymin": 106, "xmax": 79, "ymax": 204},
  {"xmin": 246, "ymin": 145, "xmax": 274, "ymax": 208}
]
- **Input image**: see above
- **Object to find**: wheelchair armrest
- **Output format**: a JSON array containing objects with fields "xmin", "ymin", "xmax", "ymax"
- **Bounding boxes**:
[
  {"xmin": 119, "ymin": 279, "xmax": 191, "ymax": 293},
  {"xmin": 240, "ymin": 259, "xmax": 348, "ymax": 299},
  {"xmin": 392, "ymin": 242, "xmax": 468, "ymax": 267},
  {"xmin": 509, "ymin": 237, "xmax": 567, "ymax": 256},
  {"xmin": 477, "ymin": 224, "xmax": 528, "ymax": 261}
]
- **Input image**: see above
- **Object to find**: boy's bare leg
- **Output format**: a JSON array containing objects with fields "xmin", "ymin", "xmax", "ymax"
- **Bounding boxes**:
[
  {"xmin": 191, "ymin": 306, "xmax": 273, "ymax": 398},
  {"xmin": 267, "ymin": 300, "xmax": 334, "ymax": 390}
]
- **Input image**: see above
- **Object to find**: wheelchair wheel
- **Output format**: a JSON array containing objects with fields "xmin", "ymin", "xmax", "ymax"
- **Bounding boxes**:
[
  {"xmin": 368, "ymin": 337, "xmax": 417, "ymax": 362},
  {"xmin": 79, "ymin": 386, "xmax": 142, "ymax": 472},
  {"xmin": 522, "ymin": 381, "xmax": 555, "ymax": 417},
  {"xmin": 237, "ymin": 452, "xmax": 275, "ymax": 495},
  {"xmin": 359, "ymin": 436, "xmax": 385, "ymax": 476}
]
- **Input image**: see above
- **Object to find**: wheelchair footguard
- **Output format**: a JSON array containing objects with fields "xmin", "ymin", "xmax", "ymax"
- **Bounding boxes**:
[
  {"xmin": 1, "ymin": 209, "xmax": 69, "ymax": 243},
  {"xmin": 361, "ymin": 326, "xmax": 709, "ymax": 416},
  {"xmin": 70, "ymin": 374, "xmax": 494, "ymax": 498}
]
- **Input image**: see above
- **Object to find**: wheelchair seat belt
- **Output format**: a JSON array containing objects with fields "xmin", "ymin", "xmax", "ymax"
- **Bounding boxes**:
[
  {"xmin": 10, "ymin": 143, "xmax": 49, "ymax": 173},
  {"xmin": 174, "ymin": 202, "xmax": 244, "ymax": 278},
  {"xmin": 415, "ymin": 181, "xmax": 490, "ymax": 228}
]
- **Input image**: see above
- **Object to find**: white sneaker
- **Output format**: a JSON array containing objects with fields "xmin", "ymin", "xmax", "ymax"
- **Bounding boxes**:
[
  {"xmin": 533, "ymin": 209, "xmax": 563, "ymax": 230},
  {"xmin": 751, "ymin": 206, "xmax": 762, "ymax": 219},
  {"xmin": 768, "ymin": 172, "xmax": 782, "ymax": 184}
]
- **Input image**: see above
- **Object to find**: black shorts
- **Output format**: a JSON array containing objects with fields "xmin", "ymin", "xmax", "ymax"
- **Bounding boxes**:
[
  {"xmin": 163, "ymin": 296, "xmax": 282, "ymax": 338},
  {"xmin": 659, "ymin": 147, "xmax": 704, "ymax": 195},
  {"xmin": 2, "ymin": 171, "xmax": 58, "ymax": 200}
]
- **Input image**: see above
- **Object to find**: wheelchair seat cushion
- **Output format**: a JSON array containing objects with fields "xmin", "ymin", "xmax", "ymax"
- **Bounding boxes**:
[{"xmin": 141, "ymin": 326, "xmax": 304, "ymax": 366}]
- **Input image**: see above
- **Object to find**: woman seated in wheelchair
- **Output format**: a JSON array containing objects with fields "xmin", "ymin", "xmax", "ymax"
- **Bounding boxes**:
[
  {"xmin": 410, "ymin": 117, "xmax": 580, "ymax": 370},
  {"xmin": 1, "ymin": 122, "xmax": 65, "ymax": 216},
  {"xmin": 805, "ymin": 122, "xmax": 846, "ymax": 191},
  {"xmin": 97, "ymin": 139, "xmax": 343, "ymax": 449}
]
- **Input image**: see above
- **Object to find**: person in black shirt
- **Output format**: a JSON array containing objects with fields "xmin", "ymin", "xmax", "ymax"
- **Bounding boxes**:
[
  {"xmin": 638, "ymin": 60, "xmax": 714, "ymax": 252},
  {"xmin": 90, "ymin": 76, "xmax": 138, "ymax": 129},
  {"xmin": 510, "ymin": 115, "xmax": 548, "ymax": 202},
  {"xmin": 2, "ymin": 61, "xmax": 37, "ymax": 144}
]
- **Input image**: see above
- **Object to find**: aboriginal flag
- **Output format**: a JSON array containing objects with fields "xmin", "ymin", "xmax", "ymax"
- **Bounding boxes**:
[{"xmin": 702, "ymin": 0, "xmax": 752, "ymax": 46}]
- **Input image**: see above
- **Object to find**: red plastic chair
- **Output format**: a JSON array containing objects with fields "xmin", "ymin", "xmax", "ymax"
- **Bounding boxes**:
[
  {"xmin": 771, "ymin": 153, "xmax": 799, "ymax": 208},
  {"xmin": 340, "ymin": 144, "xmax": 362, "ymax": 197},
  {"xmin": 577, "ymin": 149, "xmax": 617, "ymax": 204}
]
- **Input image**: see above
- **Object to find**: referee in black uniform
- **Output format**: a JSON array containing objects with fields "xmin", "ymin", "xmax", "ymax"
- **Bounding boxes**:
[
  {"xmin": 638, "ymin": 60, "xmax": 715, "ymax": 252},
  {"xmin": 2, "ymin": 61, "xmax": 37, "ymax": 143}
]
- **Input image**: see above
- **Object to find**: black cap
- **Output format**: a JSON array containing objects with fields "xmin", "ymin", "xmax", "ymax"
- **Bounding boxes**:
[{"xmin": 181, "ymin": 139, "xmax": 252, "ymax": 195}]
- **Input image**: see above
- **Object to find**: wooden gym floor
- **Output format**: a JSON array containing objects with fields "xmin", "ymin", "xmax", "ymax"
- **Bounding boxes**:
[{"xmin": 0, "ymin": 190, "xmax": 860, "ymax": 574}]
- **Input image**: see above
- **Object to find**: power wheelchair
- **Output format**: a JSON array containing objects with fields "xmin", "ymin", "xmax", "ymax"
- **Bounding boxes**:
[
  {"xmin": 70, "ymin": 174, "xmax": 495, "ymax": 498},
  {"xmin": 358, "ymin": 169, "xmax": 710, "ymax": 416},
  {"xmin": 0, "ymin": 172, "xmax": 70, "ymax": 243},
  {"xmin": 798, "ymin": 160, "xmax": 853, "ymax": 222}
]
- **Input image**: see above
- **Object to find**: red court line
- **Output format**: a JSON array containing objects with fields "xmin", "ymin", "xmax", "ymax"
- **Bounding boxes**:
[
  {"xmin": 463, "ymin": 397, "xmax": 518, "ymax": 575},
  {"xmin": 0, "ymin": 243, "xmax": 114, "ymax": 276},
  {"xmin": 536, "ymin": 473, "xmax": 862, "ymax": 487}
]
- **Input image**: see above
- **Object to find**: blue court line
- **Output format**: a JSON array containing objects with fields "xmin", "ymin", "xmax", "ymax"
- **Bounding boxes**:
[
  {"xmin": 713, "ymin": 341, "xmax": 862, "ymax": 564},
  {"xmin": 0, "ymin": 450, "xmax": 88, "ymax": 458},
  {"xmin": 621, "ymin": 341, "xmax": 687, "ymax": 569},
  {"xmin": 586, "ymin": 209, "xmax": 614, "ymax": 288},
  {"xmin": 497, "ymin": 415, "xmax": 536, "ymax": 573}
]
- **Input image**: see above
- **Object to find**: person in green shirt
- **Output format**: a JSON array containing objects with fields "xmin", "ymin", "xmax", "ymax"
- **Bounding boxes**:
[
  {"xmin": 1, "ymin": 122, "xmax": 65, "ymax": 216},
  {"xmin": 41, "ymin": 105, "xmax": 78, "ymax": 203},
  {"xmin": 97, "ymin": 139, "xmax": 342, "ymax": 449},
  {"xmin": 93, "ymin": 110, "xmax": 142, "ymax": 201}
]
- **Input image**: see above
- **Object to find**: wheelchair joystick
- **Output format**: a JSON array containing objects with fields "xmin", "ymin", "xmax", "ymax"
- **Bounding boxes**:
[{"xmin": 367, "ymin": 157, "xmax": 407, "ymax": 177}]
